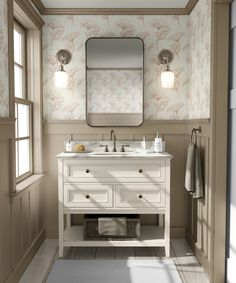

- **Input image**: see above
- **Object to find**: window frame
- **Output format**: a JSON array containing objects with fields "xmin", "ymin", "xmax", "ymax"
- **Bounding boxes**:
[
  {"xmin": 14, "ymin": 21, "xmax": 27, "ymax": 100},
  {"xmin": 14, "ymin": 20, "xmax": 34, "ymax": 183}
]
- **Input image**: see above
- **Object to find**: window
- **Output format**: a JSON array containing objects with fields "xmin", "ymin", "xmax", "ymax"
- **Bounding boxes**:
[{"xmin": 14, "ymin": 22, "xmax": 33, "ymax": 181}]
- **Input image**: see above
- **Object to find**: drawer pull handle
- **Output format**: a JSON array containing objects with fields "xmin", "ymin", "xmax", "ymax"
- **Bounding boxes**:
[
  {"xmin": 85, "ymin": 194, "xmax": 90, "ymax": 199},
  {"xmin": 138, "ymin": 194, "xmax": 143, "ymax": 199},
  {"xmin": 86, "ymin": 169, "xmax": 90, "ymax": 173},
  {"xmin": 139, "ymin": 169, "xmax": 143, "ymax": 173}
]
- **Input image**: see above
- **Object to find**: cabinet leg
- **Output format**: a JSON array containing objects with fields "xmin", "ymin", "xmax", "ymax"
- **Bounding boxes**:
[
  {"xmin": 58, "ymin": 207, "xmax": 64, "ymax": 258},
  {"xmin": 164, "ymin": 213, "xmax": 170, "ymax": 257},
  {"xmin": 66, "ymin": 214, "xmax": 71, "ymax": 228},
  {"xmin": 59, "ymin": 246, "xmax": 64, "ymax": 258},
  {"xmin": 159, "ymin": 214, "xmax": 164, "ymax": 227},
  {"xmin": 165, "ymin": 243, "xmax": 170, "ymax": 257}
]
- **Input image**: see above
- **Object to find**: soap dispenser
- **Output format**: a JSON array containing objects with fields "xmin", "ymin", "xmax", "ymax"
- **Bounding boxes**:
[
  {"xmin": 141, "ymin": 136, "xmax": 146, "ymax": 151},
  {"xmin": 153, "ymin": 132, "xmax": 163, "ymax": 153},
  {"xmin": 65, "ymin": 134, "xmax": 73, "ymax": 152}
]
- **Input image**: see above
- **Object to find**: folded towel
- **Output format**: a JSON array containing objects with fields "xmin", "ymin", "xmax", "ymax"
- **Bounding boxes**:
[
  {"xmin": 185, "ymin": 143, "xmax": 195, "ymax": 192},
  {"xmin": 185, "ymin": 143, "xmax": 204, "ymax": 199},
  {"xmin": 98, "ymin": 217, "xmax": 126, "ymax": 236}
]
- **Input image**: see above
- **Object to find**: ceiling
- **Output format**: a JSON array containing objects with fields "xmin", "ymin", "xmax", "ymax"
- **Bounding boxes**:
[{"xmin": 40, "ymin": 0, "xmax": 190, "ymax": 9}]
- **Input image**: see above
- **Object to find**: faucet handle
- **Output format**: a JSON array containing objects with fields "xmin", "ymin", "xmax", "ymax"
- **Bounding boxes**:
[
  {"xmin": 100, "ymin": 144, "xmax": 109, "ymax": 152},
  {"xmin": 121, "ymin": 144, "xmax": 130, "ymax": 152}
]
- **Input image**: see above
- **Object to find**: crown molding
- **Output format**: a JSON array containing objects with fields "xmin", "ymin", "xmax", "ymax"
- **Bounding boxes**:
[
  {"xmin": 31, "ymin": 0, "xmax": 45, "ymax": 14},
  {"xmin": 185, "ymin": 0, "xmax": 199, "ymax": 14},
  {"xmin": 38, "ymin": 7, "xmax": 187, "ymax": 15},
  {"xmin": 213, "ymin": 0, "xmax": 232, "ymax": 4},
  {"xmin": 15, "ymin": 0, "xmax": 44, "ymax": 28},
  {"xmin": 31, "ymin": 0, "xmax": 199, "ymax": 15}
]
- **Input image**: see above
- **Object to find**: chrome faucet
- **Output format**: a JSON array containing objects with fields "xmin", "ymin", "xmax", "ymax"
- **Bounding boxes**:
[{"xmin": 110, "ymin": 130, "xmax": 117, "ymax": 152}]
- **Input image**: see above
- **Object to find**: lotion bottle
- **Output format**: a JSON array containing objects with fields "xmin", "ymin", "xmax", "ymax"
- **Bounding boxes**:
[
  {"xmin": 65, "ymin": 140, "xmax": 72, "ymax": 152},
  {"xmin": 153, "ymin": 132, "xmax": 163, "ymax": 153}
]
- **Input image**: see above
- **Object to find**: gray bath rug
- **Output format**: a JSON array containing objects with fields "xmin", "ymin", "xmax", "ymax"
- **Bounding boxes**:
[{"xmin": 45, "ymin": 258, "xmax": 182, "ymax": 283}]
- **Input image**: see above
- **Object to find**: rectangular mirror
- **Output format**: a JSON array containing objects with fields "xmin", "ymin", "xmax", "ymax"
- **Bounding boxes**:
[{"xmin": 86, "ymin": 37, "xmax": 144, "ymax": 127}]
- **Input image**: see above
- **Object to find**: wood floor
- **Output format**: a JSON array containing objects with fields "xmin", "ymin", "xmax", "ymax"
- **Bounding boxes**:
[{"xmin": 19, "ymin": 239, "xmax": 209, "ymax": 283}]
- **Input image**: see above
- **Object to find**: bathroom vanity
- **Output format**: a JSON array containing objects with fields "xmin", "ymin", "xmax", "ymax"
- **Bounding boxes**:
[{"xmin": 57, "ymin": 150, "xmax": 172, "ymax": 257}]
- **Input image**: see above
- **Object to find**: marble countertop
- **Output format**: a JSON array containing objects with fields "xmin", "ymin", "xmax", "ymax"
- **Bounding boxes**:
[
  {"xmin": 57, "ymin": 151, "xmax": 172, "ymax": 159},
  {"xmin": 57, "ymin": 140, "xmax": 172, "ymax": 159}
]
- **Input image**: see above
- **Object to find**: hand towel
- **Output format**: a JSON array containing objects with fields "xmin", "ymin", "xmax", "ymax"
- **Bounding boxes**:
[
  {"xmin": 185, "ymin": 143, "xmax": 195, "ymax": 192},
  {"xmin": 185, "ymin": 143, "xmax": 204, "ymax": 199},
  {"xmin": 191, "ymin": 145, "xmax": 204, "ymax": 199}
]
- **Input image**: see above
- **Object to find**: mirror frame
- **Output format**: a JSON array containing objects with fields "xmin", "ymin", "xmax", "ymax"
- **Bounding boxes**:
[{"xmin": 85, "ymin": 37, "xmax": 144, "ymax": 127}]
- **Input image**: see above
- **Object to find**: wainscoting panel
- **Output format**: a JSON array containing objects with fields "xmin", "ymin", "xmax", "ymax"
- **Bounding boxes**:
[
  {"xmin": 12, "ymin": 199, "xmax": 22, "ymax": 267},
  {"xmin": 43, "ymin": 120, "xmax": 210, "ymax": 239},
  {"xmin": 0, "ymin": 121, "xmax": 45, "ymax": 283},
  {"xmin": 7, "ymin": 182, "xmax": 45, "ymax": 283},
  {"xmin": 44, "ymin": 119, "xmax": 212, "ymax": 276},
  {"xmin": 22, "ymin": 194, "xmax": 31, "ymax": 255},
  {"xmin": 185, "ymin": 123, "xmax": 211, "ymax": 275},
  {"xmin": 0, "ymin": 139, "xmax": 13, "ymax": 283}
]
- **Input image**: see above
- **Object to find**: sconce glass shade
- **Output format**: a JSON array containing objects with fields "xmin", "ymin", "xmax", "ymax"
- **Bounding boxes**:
[
  {"xmin": 161, "ymin": 70, "xmax": 175, "ymax": 88},
  {"xmin": 55, "ymin": 49, "xmax": 71, "ymax": 88},
  {"xmin": 55, "ymin": 67, "xmax": 68, "ymax": 88}
]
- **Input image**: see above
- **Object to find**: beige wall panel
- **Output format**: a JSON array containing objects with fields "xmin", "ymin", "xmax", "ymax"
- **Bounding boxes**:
[
  {"xmin": 21, "ymin": 193, "xmax": 30, "ymax": 255},
  {"xmin": 72, "ymin": 134, "xmax": 103, "ymax": 141},
  {"xmin": 37, "ymin": 184, "xmax": 44, "ymax": 234},
  {"xmin": 8, "ymin": 182, "xmax": 45, "ymax": 283},
  {"xmin": 30, "ymin": 188, "xmax": 37, "ymax": 243},
  {"xmin": 133, "ymin": 134, "xmax": 156, "ymax": 141},
  {"xmin": 44, "ymin": 120, "xmax": 210, "ymax": 136},
  {"xmin": 0, "ymin": 140, "xmax": 12, "ymax": 282},
  {"xmin": 0, "ymin": 200, "xmax": 12, "ymax": 283},
  {"xmin": 198, "ymin": 137, "xmax": 209, "ymax": 257},
  {"xmin": 12, "ymin": 199, "xmax": 22, "ymax": 267},
  {"xmin": 164, "ymin": 134, "xmax": 189, "ymax": 230},
  {"xmin": 44, "ymin": 134, "xmax": 67, "ymax": 237},
  {"xmin": 44, "ymin": 121, "xmax": 199, "ymax": 238},
  {"xmin": 140, "ymin": 215, "xmax": 158, "ymax": 225},
  {"xmin": 185, "ymin": 126, "xmax": 211, "ymax": 275}
]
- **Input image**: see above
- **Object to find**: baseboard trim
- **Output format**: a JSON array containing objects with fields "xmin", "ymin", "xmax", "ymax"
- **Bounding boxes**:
[
  {"xmin": 185, "ymin": 229, "xmax": 196, "ymax": 252},
  {"xmin": 5, "ymin": 229, "xmax": 45, "ymax": 283},
  {"xmin": 185, "ymin": 229, "xmax": 210, "ymax": 279}
]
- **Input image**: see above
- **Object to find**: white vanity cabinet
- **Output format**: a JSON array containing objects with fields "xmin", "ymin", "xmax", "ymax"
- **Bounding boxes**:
[{"xmin": 57, "ymin": 153, "xmax": 172, "ymax": 257}]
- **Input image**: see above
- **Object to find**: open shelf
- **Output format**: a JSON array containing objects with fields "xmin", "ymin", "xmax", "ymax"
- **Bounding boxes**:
[{"xmin": 64, "ymin": 225, "xmax": 165, "ymax": 247}]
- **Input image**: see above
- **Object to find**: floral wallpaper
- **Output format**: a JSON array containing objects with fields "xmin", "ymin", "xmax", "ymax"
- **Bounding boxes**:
[
  {"xmin": 42, "ymin": 15, "xmax": 190, "ymax": 120},
  {"xmin": 189, "ymin": 0, "xmax": 211, "ymax": 119},
  {"xmin": 87, "ymin": 70, "xmax": 143, "ymax": 113},
  {"xmin": 0, "ymin": 0, "xmax": 9, "ymax": 117}
]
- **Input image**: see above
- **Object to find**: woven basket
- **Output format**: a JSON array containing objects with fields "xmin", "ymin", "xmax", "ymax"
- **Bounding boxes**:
[{"xmin": 84, "ymin": 214, "xmax": 140, "ymax": 241}]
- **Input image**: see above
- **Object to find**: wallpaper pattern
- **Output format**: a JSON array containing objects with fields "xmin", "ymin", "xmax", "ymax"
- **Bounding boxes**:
[
  {"xmin": 42, "ymin": 2, "xmax": 211, "ymax": 121},
  {"xmin": 42, "ymin": 15, "xmax": 190, "ymax": 120},
  {"xmin": 87, "ymin": 70, "xmax": 143, "ymax": 113},
  {"xmin": 0, "ymin": 0, "xmax": 9, "ymax": 117},
  {"xmin": 189, "ymin": 0, "xmax": 211, "ymax": 119}
]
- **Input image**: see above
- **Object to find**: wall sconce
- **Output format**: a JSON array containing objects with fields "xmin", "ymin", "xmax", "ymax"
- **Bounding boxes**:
[
  {"xmin": 158, "ymin": 49, "xmax": 174, "ymax": 88},
  {"xmin": 55, "ymin": 49, "xmax": 72, "ymax": 88}
]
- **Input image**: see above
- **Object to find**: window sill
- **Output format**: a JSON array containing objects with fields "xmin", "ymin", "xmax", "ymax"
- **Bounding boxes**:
[{"xmin": 10, "ymin": 174, "xmax": 44, "ymax": 197}]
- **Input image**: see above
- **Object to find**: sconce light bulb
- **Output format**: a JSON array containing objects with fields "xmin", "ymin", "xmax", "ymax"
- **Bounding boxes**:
[
  {"xmin": 161, "ymin": 70, "xmax": 175, "ymax": 88},
  {"xmin": 55, "ymin": 66, "xmax": 68, "ymax": 88}
]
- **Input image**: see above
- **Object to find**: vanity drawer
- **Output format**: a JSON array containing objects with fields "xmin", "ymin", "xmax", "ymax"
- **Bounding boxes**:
[
  {"xmin": 64, "ymin": 184, "xmax": 113, "ymax": 208},
  {"xmin": 63, "ymin": 159, "xmax": 166, "ymax": 182},
  {"xmin": 115, "ymin": 183, "xmax": 166, "ymax": 208}
]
